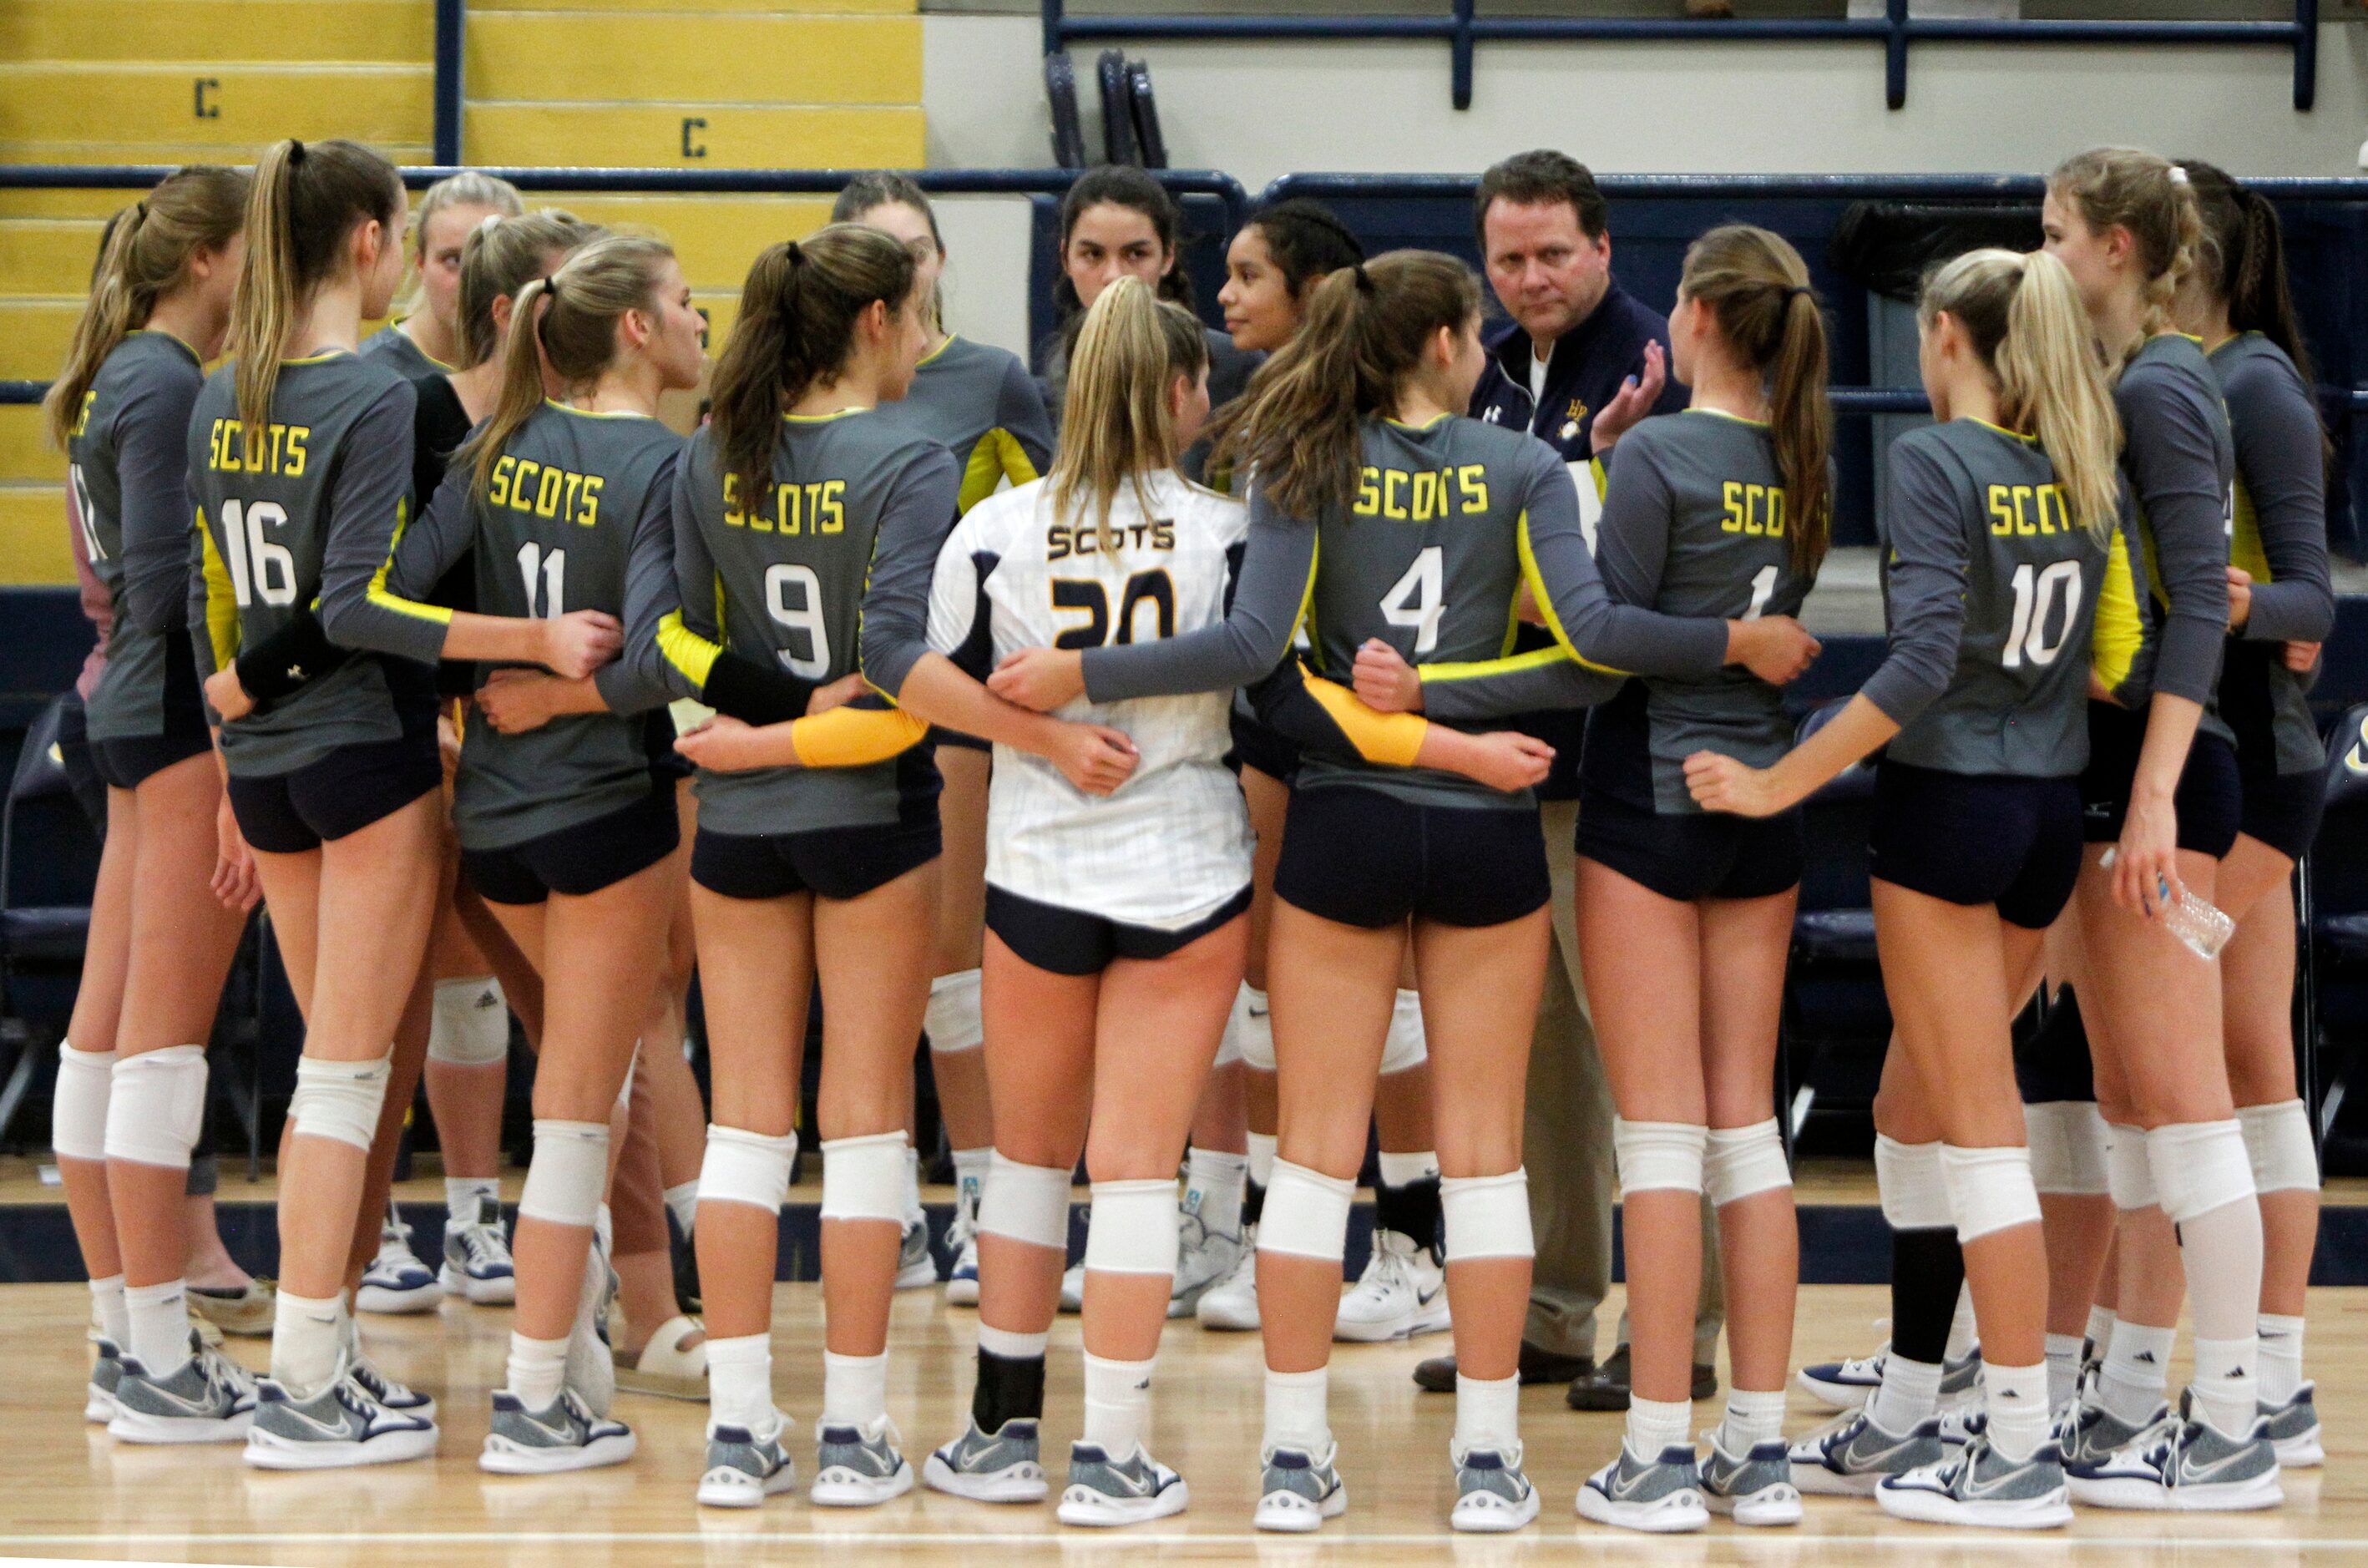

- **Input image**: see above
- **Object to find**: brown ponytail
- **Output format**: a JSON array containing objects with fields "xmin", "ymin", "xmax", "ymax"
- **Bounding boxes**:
[
  {"xmin": 2178, "ymin": 158, "xmax": 2331, "ymax": 477},
  {"xmin": 454, "ymin": 210, "xmax": 604, "ymax": 370},
  {"xmin": 45, "ymin": 165, "xmax": 248, "ymax": 448},
  {"xmin": 2047, "ymin": 146, "xmax": 2202, "ymax": 355},
  {"xmin": 1206, "ymin": 249, "xmax": 1479, "ymax": 523},
  {"xmin": 707, "ymin": 222, "xmax": 916, "ymax": 510},
  {"xmin": 1678, "ymin": 225, "xmax": 1833, "ymax": 575}
]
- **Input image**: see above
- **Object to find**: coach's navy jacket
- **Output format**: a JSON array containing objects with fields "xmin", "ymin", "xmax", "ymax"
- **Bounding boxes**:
[{"xmin": 1468, "ymin": 278, "xmax": 1689, "ymax": 797}]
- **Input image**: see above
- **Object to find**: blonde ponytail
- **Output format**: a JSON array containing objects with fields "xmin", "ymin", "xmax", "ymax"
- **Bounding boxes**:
[{"xmin": 1046, "ymin": 276, "xmax": 1208, "ymax": 551}]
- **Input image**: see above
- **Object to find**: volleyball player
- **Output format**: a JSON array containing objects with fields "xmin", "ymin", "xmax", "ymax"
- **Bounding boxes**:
[
  {"xmin": 1693, "ymin": 245, "xmax": 2123, "ymax": 1525},
  {"xmin": 359, "ymin": 171, "xmax": 522, "ymax": 377},
  {"xmin": 331, "ymin": 234, "xmax": 703, "ymax": 1472},
  {"xmin": 43, "ymin": 165, "xmax": 256, "ymax": 1440},
  {"xmin": 837, "ymin": 170, "xmax": 1056, "ymax": 1302},
  {"xmin": 2041, "ymin": 147, "xmax": 2281, "ymax": 1510}
]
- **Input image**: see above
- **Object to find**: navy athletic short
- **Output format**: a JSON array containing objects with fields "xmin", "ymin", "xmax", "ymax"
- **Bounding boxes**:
[
  {"xmin": 1274, "ymin": 784, "xmax": 1547, "ymax": 928},
  {"xmin": 227, "ymin": 723, "xmax": 441, "ymax": 856},
  {"xmin": 1574, "ymin": 787, "xmax": 1802, "ymax": 903},
  {"xmin": 691, "ymin": 811, "xmax": 941, "ymax": 903},
  {"xmin": 986, "ymin": 883, "xmax": 1252, "ymax": 976},
  {"xmin": 1869, "ymin": 761, "xmax": 2084, "ymax": 930},
  {"xmin": 2078, "ymin": 701, "xmax": 2241, "ymax": 859},
  {"xmin": 463, "ymin": 781, "xmax": 681, "ymax": 905}
]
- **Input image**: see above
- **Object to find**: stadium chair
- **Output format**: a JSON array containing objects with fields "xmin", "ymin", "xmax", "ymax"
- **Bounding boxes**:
[
  {"xmin": 0, "ymin": 697, "xmax": 99, "ymax": 1148},
  {"xmin": 1043, "ymin": 52, "xmax": 1087, "ymax": 169},
  {"xmin": 1126, "ymin": 58, "xmax": 1168, "ymax": 169},
  {"xmin": 1781, "ymin": 699, "xmax": 1890, "ymax": 1144},
  {"xmin": 2309, "ymin": 703, "xmax": 2368, "ymax": 1171},
  {"xmin": 1096, "ymin": 49, "xmax": 1139, "ymax": 167}
]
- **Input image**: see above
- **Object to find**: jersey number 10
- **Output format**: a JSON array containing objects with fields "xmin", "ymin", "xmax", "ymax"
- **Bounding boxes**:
[{"xmin": 2003, "ymin": 559, "xmax": 2082, "ymax": 670}]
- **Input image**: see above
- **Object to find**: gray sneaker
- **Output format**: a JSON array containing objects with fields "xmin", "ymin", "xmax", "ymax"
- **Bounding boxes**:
[
  {"xmin": 1788, "ymin": 1409, "xmax": 1944, "ymax": 1496},
  {"xmin": 2058, "ymin": 1394, "xmax": 2167, "ymax": 1468},
  {"xmin": 697, "ymin": 1420, "xmax": 798, "ymax": 1508},
  {"xmin": 1576, "ymin": 1442, "xmax": 1708, "ymax": 1533},
  {"xmin": 894, "ymin": 1219, "xmax": 938, "ymax": 1291},
  {"xmin": 923, "ymin": 1417, "xmax": 1047, "ymax": 1503},
  {"xmin": 1169, "ymin": 1210, "xmax": 1245, "ymax": 1320},
  {"xmin": 1451, "ymin": 1445, "xmax": 1540, "ymax": 1533},
  {"xmin": 244, "ymin": 1362, "xmax": 438, "ymax": 1470},
  {"xmin": 479, "ymin": 1386, "xmax": 635, "ymax": 1474},
  {"xmin": 1878, "ymin": 1435, "xmax": 2073, "ymax": 1528},
  {"xmin": 2260, "ymin": 1384, "xmax": 2322, "ymax": 1468},
  {"xmin": 1941, "ymin": 1346, "xmax": 1985, "ymax": 1402},
  {"xmin": 86, "ymin": 1338, "xmax": 123, "ymax": 1424},
  {"xmin": 108, "ymin": 1338, "xmax": 256, "ymax": 1444},
  {"xmin": 439, "ymin": 1192, "xmax": 517, "ymax": 1306},
  {"xmin": 1253, "ymin": 1443, "xmax": 1347, "ymax": 1532},
  {"xmin": 565, "ymin": 1219, "xmax": 620, "ymax": 1419},
  {"xmin": 2068, "ymin": 1400, "xmax": 2284, "ymax": 1512},
  {"xmin": 1701, "ymin": 1430, "xmax": 1801, "ymax": 1525},
  {"xmin": 812, "ymin": 1418, "xmax": 916, "ymax": 1506},
  {"xmin": 1058, "ymin": 1440, "xmax": 1189, "ymax": 1526}
]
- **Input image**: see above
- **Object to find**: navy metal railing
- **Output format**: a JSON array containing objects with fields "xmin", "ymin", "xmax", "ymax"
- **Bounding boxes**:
[{"xmin": 1046, "ymin": 0, "xmax": 2318, "ymax": 111}]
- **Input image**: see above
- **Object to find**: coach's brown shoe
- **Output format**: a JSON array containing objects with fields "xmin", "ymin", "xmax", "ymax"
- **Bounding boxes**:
[
  {"xmin": 1566, "ymin": 1345, "xmax": 1719, "ymax": 1411},
  {"xmin": 1414, "ymin": 1343, "xmax": 1591, "ymax": 1393}
]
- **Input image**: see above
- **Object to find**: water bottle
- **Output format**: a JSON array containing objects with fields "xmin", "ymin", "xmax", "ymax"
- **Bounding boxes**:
[{"xmin": 2098, "ymin": 848, "xmax": 2234, "ymax": 961}]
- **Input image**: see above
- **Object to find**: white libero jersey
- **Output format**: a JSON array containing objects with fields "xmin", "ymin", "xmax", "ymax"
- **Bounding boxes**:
[{"xmin": 928, "ymin": 471, "xmax": 1254, "ymax": 928}]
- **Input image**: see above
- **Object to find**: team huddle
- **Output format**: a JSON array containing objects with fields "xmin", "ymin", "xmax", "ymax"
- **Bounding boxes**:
[{"xmin": 43, "ymin": 134, "xmax": 2330, "ymax": 1535}]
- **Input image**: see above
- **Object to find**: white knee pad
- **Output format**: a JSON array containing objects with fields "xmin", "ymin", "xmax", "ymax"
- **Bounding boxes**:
[
  {"xmin": 2104, "ymin": 1122, "xmax": 2156, "ymax": 1211},
  {"xmin": 104, "ymin": 1044, "xmax": 210, "ymax": 1168},
  {"xmin": 1212, "ymin": 1003, "xmax": 1242, "ymax": 1069},
  {"xmin": 428, "ymin": 977, "xmax": 509, "ymax": 1067},
  {"xmin": 2147, "ymin": 1120, "xmax": 2256, "ymax": 1225},
  {"xmin": 1233, "ymin": 984, "xmax": 1275, "ymax": 1073},
  {"xmin": 925, "ymin": 969, "xmax": 984, "ymax": 1055},
  {"xmin": 1257, "ymin": 1160, "xmax": 1355, "ymax": 1261},
  {"xmin": 1440, "ymin": 1168, "xmax": 1532, "ymax": 1261},
  {"xmin": 2238, "ymin": 1100, "xmax": 2320, "ymax": 1196},
  {"xmin": 1083, "ymin": 1178, "xmax": 1181, "ymax": 1275},
  {"xmin": 700, "ymin": 1124, "xmax": 797, "ymax": 1212},
  {"xmin": 52, "ymin": 1043, "xmax": 114, "ymax": 1162},
  {"xmin": 2024, "ymin": 1101, "xmax": 2111, "ymax": 1196},
  {"xmin": 519, "ymin": 1119, "xmax": 610, "ymax": 1226},
  {"xmin": 286, "ymin": 1052, "xmax": 391, "ymax": 1155},
  {"xmin": 1704, "ymin": 1120, "xmax": 1791, "ymax": 1208},
  {"xmin": 1379, "ymin": 988, "xmax": 1427, "ymax": 1075},
  {"xmin": 1875, "ymin": 1134, "xmax": 1951, "ymax": 1231},
  {"xmin": 819, "ymin": 1131, "xmax": 909, "ymax": 1223},
  {"xmin": 1612, "ymin": 1118, "xmax": 1706, "ymax": 1195},
  {"xmin": 1938, "ymin": 1143, "xmax": 2044, "ymax": 1242},
  {"xmin": 979, "ymin": 1153, "xmax": 1072, "ymax": 1249}
]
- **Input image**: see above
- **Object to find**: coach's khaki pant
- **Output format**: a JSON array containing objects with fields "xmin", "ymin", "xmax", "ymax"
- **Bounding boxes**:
[{"xmin": 1526, "ymin": 797, "xmax": 1726, "ymax": 1366}]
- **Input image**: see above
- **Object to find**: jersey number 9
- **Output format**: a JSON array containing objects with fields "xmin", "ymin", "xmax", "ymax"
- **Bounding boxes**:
[
  {"xmin": 767, "ymin": 563, "xmax": 832, "ymax": 679},
  {"xmin": 219, "ymin": 498, "xmax": 299, "ymax": 609}
]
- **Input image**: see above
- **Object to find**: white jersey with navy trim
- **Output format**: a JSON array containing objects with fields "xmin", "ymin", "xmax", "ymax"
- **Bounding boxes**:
[{"xmin": 927, "ymin": 470, "xmax": 1253, "ymax": 928}]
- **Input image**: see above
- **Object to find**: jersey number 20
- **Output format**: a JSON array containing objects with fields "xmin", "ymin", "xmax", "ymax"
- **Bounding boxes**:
[{"xmin": 1051, "ymin": 571, "xmax": 1176, "ymax": 649}]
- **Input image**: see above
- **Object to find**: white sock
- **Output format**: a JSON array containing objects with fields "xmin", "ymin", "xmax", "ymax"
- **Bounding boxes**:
[
  {"xmin": 1626, "ymin": 1393, "xmax": 1692, "ymax": 1461},
  {"xmin": 1376, "ymin": 1150, "xmax": 1440, "ymax": 1189},
  {"xmin": 2259, "ymin": 1313, "xmax": 2305, "ymax": 1405},
  {"xmin": 2099, "ymin": 1322, "xmax": 2173, "ymax": 1426},
  {"xmin": 124, "ymin": 1279, "xmax": 191, "ymax": 1375},
  {"xmin": 272, "ymin": 1287, "xmax": 344, "ymax": 1398},
  {"xmin": 507, "ymin": 1330, "xmax": 569, "ymax": 1414},
  {"xmin": 446, "ymin": 1176, "xmax": 500, "ymax": 1222},
  {"xmin": 1985, "ymin": 1360, "xmax": 2051, "ymax": 1462},
  {"xmin": 1185, "ymin": 1148, "xmax": 1249, "ymax": 1238},
  {"xmin": 952, "ymin": 1147, "xmax": 993, "ymax": 1229},
  {"xmin": 902, "ymin": 1146, "xmax": 925, "ymax": 1231},
  {"xmin": 823, "ymin": 1348, "xmax": 889, "ymax": 1431},
  {"xmin": 1082, "ymin": 1350, "xmax": 1155, "ymax": 1459},
  {"xmin": 1246, "ymin": 1130, "xmax": 1278, "ymax": 1191},
  {"xmin": 89, "ymin": 1274, "xmax": 129, "ymax": 1348},
  {"xmin": 1454, "ymin": 1371, "xmax": 1520, "ymax": 1461},
  {"xmin": 1262, "ymin": 1365, "xmax": 1330, "ymax": 1454},
  {"xmin": 1945, "ymin": 1280, "xmax": 1978, "ymax": 1362},
  {"xmin": 664, "ymin": 1180, "xmax": 700, "ymax": 1240},
  {"xmin": 1868, "ymin": 1353, "xmax": 1942, "ymax": 1434},
  {"xmin": 2176, "ymin": 1197, "xmax": 2264, "ymax": 1438},
  {"xmin": 2084, "ymin": 1304, "xmax": 2117, "ymax": 1361},
  {"xmin": 2190, "ymin": 1337, "xmax": 2259, "ymax": 1440},
  {"xmin": 2044, "ymin": 1333, "xmax": 2085, "ymax": 1410},
  {"xmin": 706, "ymin": 1332, "xmax": 776, "ymax": 1436},
  {"xmin": 1719, "ymin": 1387, "xmax": 1786, "ymax": 1454},
  {"xmin": 978, "ymin": 1323, "xmax": 1049, "ymax": 1360}
]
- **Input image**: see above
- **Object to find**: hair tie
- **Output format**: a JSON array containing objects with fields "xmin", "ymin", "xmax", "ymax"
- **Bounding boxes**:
[
  {"xmin": 1351, "ymin": 264, "xmax": 1376, "ymax": 295},
  {"xmin": 1784, "ymin": 285, "xmax": 1813, "ymax": 302},
  {"xmin": 785, "ymin": 240, "xmax": 804, "ymax": 266},
  {"xmin": 541, "ymin": 275, "xmax": 561, "ymax": 301},
  {"xmin": 478, "ymin": 212, "xmax": 503, "ymax": 234},
  {"xmin": 2169, "ymin": 165, "xmax": 2191, "ymax": 186},
  {"xmin": 133, "ymin": 200, "xmax": 148, "ymax": 223},
  {"xmin": 287, "ymin": 139, "xmax": 306, "ymax": 165}
]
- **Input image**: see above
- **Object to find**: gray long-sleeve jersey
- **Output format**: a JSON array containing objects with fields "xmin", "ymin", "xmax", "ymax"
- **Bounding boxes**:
[
  {"xmin": 1572, "ymin": 411, "xmax": 1820, "ymax": 813},
  {"xmin": 328, "ymin": 402, "xmax": 681, "ymax": 849},
  {"xmin": 2211, "ymin": 332, "xmax": 2333, "ymax": 777},
  {"xmin": 358, "ymin": 322, "xmax": 451, "ymax": 380},
  {"xmin": 186, "ymin": 353, "xmax": 420, "ymax": 776},
  {"xmin": 73, "ymin": 331, "xmax": 205, "ymax": 741},
  {"xmin": 873, "ymin": 335, "xmax": 1055, "ymax": 518},
  {"xmin": 1865, "ymin": 419, "xmax": 2107, "ymax": 777},
  {"xmin": 655, "ymin": 411, "xmax": 962, "ymax": 836},
  {"xmin": 2104, "ymin": 333, "xmax": 2235, "ymax": 737}
]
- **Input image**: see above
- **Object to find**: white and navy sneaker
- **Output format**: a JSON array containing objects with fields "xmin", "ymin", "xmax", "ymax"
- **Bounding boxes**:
[
  {"xmin": 1798, "ymin": 1343, "xmax": 1888, "ymax": 1409},
  {"xmin": 1451, "ymin": 1444, "xmax": 1540, "ymax": 1533},
  {"xmin": 1169, "ymin": 1210, "xmax": 1245, "ymax": 1320},
  {"xmin": 1879, "ymin": 1434, "xmax": 2072, "ymax": 1528},
  {"xmin": 109, "ymin": 1337, "xmax": 256, "ymax": 1444},
  {"xmin": 438, "ymin": 1192, "xmax": 516, "ymax": 1306},
  {"xmin": 697, "ymin": 1418, "xmax": 798, "ymax": 1508},
  {"xmin": 1254, "ymin": 1443, "xmax": 1347, "ymax": 1532},
  {"xmin": 2067, "ymin": 1399, "xmax": 2284, "ymax": 1512},
  {"xmin": 1195, "ymin": 1229, "xmax": 1259, "ymax": 1331},
  {"xmin": 944, "ymin": 1201, "xmax": 981, "ymax": 1308},
  {"xmin": 812, "ymin": 1416, "xmax": 916, "ymax": 1506},
  {"xmin": 1333, "ymin": 1228, "xmax": 1450, "ymax": 1343},
  {"xmin": 1788, "ymin": 1408, "xmax": 1944, "ymax": 1496},
  {"xmin": 245, "ymin": 1360, "xmax": 438, "ymax": 1470},
  {"xmin": 2057, "ymin": 1390, "xmax": 2167, "ymax": 1469},
  {"xmin": 1058, "ymin": 1440, "xmax": 1188, "ymax": 1526},
  {"xmin": 894, "ymin": 1219, "xmax": 938, "ymax": 1292},
  {"xmin": 923, "ymin": 1417, "xmax": 1047, "ymax": 1502},
  {"xmin": 2260, "ymin": 1384, "xmax": 2322, "ymax": 1468},
  {"xmin": 1939, "ymin": 1401, "xmax": 1986, "ymax": 1447},
  {"xmin": 355, "ymin": 1201, "xmax": 441, "ymax": 1314},
  {"xmin": 86, "ymin": 1338, "xmax": 124, "ymax": 1424},
  {"xmin": 349, "ymin": 1352, "xmax": 435, "ymax": 1423},
  {"xmin": 1576, "ymin": 1442, "xmax": 1708, "ymax": 1533},
  {"xmin": 566, "ymin": 1217, "xmax": 620, "ymax": 1419},
  {"xmin": 480, "ymin": 1386, "xmax": 635, "ymax": 1474},
  {"xmin": 1701, "ymin": 1429, "xmax": 1802, "ymax": 1525},
  {"xmin": 1058, "ymin": 1261, "xmax": 1085, "ymax": 1314}
]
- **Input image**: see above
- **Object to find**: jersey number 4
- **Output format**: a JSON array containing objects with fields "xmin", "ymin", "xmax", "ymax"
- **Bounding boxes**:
[
  {"xmin": 1050, "ymin": 570, "xmax": 1176, "ymax": 650},
  {"xmin": 218, "ymin": 498, "xmax": 299, "ymax": 609}
]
